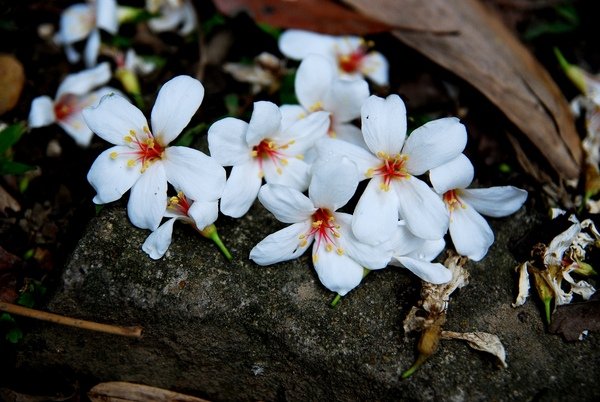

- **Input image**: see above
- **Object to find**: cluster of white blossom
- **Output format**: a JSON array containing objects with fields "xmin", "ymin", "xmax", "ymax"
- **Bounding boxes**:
[{"xmin": 27, "ymin": 6, "xmax": 528, "ymax": 299}]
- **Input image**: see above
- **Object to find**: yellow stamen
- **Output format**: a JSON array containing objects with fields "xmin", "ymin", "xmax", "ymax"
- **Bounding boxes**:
[
  {"xmin": 127, "ymin": 159, "xmax": 136, "ymax": 167},
  {"xmin": 110, "ymin": 151, "xmax": 118, "ymax": 159}
]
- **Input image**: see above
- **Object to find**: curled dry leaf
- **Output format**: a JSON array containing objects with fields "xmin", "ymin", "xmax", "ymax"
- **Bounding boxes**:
[
  {"xmin": 441, "ymin": 330, "xmax": 508, "ymax": 368},
  {"xmin": 342, "ymin": 0, "xmax": 582, "ymax": 181},
  {"xmin": 88, "ymin": 382, "xmax": 210, "ymax": 402},
  {"xmin": 0, "ymin": 185, "xmax": 20, "ymax": 214},
  {"xmin": 0, "ymin": 54, "xmax": 25, "ymax": 115}
]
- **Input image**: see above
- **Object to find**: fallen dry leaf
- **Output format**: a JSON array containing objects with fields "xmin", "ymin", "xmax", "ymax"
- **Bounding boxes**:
[
  {"xmin": 342, "ymin": 0, "xmax": 582, "ymax": 181},
  {"xmin": 0, "ymin": 185, "xmax": 20, "ymax": 215},
  {"xmin": 442, "ymin": 330, "xmax": 508, "ymax": 368},
  {"xmin": 88, "ymin": 382, "xmax": 210, "ymax": 402},
  {"xmin": 549, "ymin": 298, "xmax": 600, "ymax": 341},
  {"xmin": 0, "ymin": 54, "xmax": 25, "ymax": 115}
]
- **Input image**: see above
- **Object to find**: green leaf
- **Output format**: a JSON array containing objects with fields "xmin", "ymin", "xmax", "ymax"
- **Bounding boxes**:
[
  {"xmin": 257, "ymin": 23, "xmax": 281, "ymax": 40},
  {"xmin": 0, "ymin": 159, "xmax": 34, "ymax": 175},
  {"xmin": 6, "ymin": 327, "xmax": 23, "ymax": 343},
  {"xmin": 0, "ymin": 122, "xmax": 26, "ymax": 154},
  {"xmin": 174, "ymin": 123, "xmax": 208, "ymax": 147},
  {"xmin": 279, "ymin": 72, "xmax": 297, "ymax": 105},
  {"xmin": 224, "ymin": 93, "xmax": 240, "ymax": 116},
  {"xmin": 202, "ymin": 13, "xmax": 226, "ymax": 35}
]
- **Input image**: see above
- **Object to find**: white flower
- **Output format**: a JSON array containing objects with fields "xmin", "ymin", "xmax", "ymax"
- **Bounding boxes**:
[
  {"xmin": 84, "ymin": 75, "xmax": 226, "ymax": 231},
  {"xmin": 28, "ymin": 62, "xmax": 120, "ymax": 147},
  {"xmin": 280, "ymin": 54, "xmax": 369, "ymax": 148},
  {"xmin": 278, "ymin": 29, "xmax": 389, "ymax": 86},
  {"xmin": 54, "ymin": 0, "xmax": 119, "ymax": 67},
  {"xmin": 430, "ymin": 154, "xmax": 528, "ymax": 261},
  {"xmin": 317, "ymin": 94, "xmax": 467, "ymax": 244},
  {"xmin": 250, "ymin": 159, "xmax": 391, "ymax": 296},
  {"xmin": 208, "ymin": 101, "xmax": 329, "ymax": 218},
  {"xmin": 388, "ymin": 221, "xmax": 451, "ymax": 284},
  {"xmin": 146, "ymin": 0, "xmax": 197, "ymax": 36},
  {"xmin": 142, "ymin": 192, "xmax": 218, "ymax": 259}
]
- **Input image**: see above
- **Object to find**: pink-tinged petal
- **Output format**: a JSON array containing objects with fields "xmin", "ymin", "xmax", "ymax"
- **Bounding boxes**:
[
  {"xmin": 246, "ymin": 101, "xmax": 282, "ymax": 146},
  {"xmin": 263, "ymin": 157, "xmax": 310, "ymax": 191},
  {"xmin": 449, "ymin": 203, "xmax": 494, "ymax": 261},
  {"xmin": 430, "ymin": 154, "xmax": 474, "ymax": 194},
  {"xmin": 461, "ymin": 186, "xmax": 527, "ymax": 217},
  {"xmin": 56, "ymin": 62, "xmax": 111, "ymax": 96},
  {"xmin": 316, "ymin": 137, "xmax": 379, "ymax": 177},
  {"xmin": 82, "ymin": 93, "xmax": 147, "ymax": 145},
  {"xmin": 295, "ymin": 54, "xmax": 335, "ymax": 110},
  {"xmin": 250, "ymin": 221, "xmax": 312, "ymax": 265},
  {"xmin": 57, "ymin": 3, "xmax": 94, "ymax": 45},
  {"xmin": 278, "ymin": 30, "xmax": 336, "ymax": 60},
  {"xmin": 395, "ymin": 176, "xmax": 448, "ymax": 240},
  {"xmin": 361, "ymin": 51, "xmax": 389, "ymax": 86},
  {"xmin": 96, "ymin": 0, "xmax": 118, "ymax": 34},
  {"xmin": 207, "ymin": 117, "xmax": 251, "ymax": 166},
  {"xmin": 127, "ymin": 162, "xmax": 168, "ymax": 230},
  {"xmin": 87, "ymin": 145, "xmax": 141, "ymax": 203},
  {"xmin": 333, "ymin": 123, "xmax": 367, "ymax": 148},
  {"xmin": 390, "ymin": 256, "xmax": 451, "ymax": 284},
  {"xmin": 83, "ymin": 29, "xmax": 100, "ymax": 68},
  {"xmin": 407, "ymin": 238, "xmax": 446, "ymax": 262},
  {"xmin": 336, "ymin": 213, "xmax": 391, "ymax": 269},
  {"xmin": 188, "ymin": 200, "xmax": 219, "ymax": 230},
  {"xmin": 309, "ymin": 158, "xmax": 359, "ymax": 211},
  {"xmin": 324, "ymin": 78, "xmax": 369, "ymax": 123},
  {"xmin": 279, "ymin": 105, "xmax": 306, "ymax": 132},
  {"xmin": 28, "ymin": 96, "xmax": 55, "ymax": 128},
  {"xmin": 352, "ymin": 178, "xmax": 399, "ymax": 245},
  {"xmin": 142, "ymin": 218, "xmax": 177, "ymax": 260},
  {"xmin": 163, "ymin": 146, "xmax": 225, "ymax": 202},
  {"xmin": 282, "ymin": 111, "xmax": 330, "ymax": 155},
  {"xmin": 57, "ymin": 115, "xmax": 94, "ymax": 147},
  {"xmin": 151, "ymin": 75, "xmax": 204, "ymax": 145},
  {"xmin": 258, "ymin": 184, "xmax": 315, "ymax": 224},
  {"xmin": 220, "ymin": 162, "xmax": 262, "ymax": 218},
  {"xmin": 404, "ymin": 117, "xmax": 467, "ymax": 175},
  {"xmin": 361, "ymin": 94, "xmax": 406, "ymax": 155},
  {"xmin": 313, "ymin": 241, "xmax": 365, "ymax": 296}
]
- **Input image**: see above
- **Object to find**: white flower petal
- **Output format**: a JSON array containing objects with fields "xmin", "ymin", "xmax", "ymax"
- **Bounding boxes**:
[
  {"xmin": 388, "ymin": 221, "xmax": 426, "ymax": 255},
  {"xmin": 246, "ymin": 101, "xmax": 281, "ymax": 146},
  {"xmin": 56, "ymin": 62, "xmax": 111, "ymax": 96},
  {"xmin": 82, "ymin": 93, "xmax": 147, "ymax": 145},
  {"xmin": 281, "ymin": 110, "xmax": 330, "ymax": 155},
  {"xmin": 263, "ymin": 157, "xmax": 311, "ymax": 191},
  {"xmin": 87, "ymin": 145, "xmax": 142, "ymax": 203},
  {"xmin": 258, "ymin": 184, "xmax": 315, "ymax": 223},
  {"xmin": 57, "ymin": 3, "xmax": 94, "ymax": 45},
  {"xmin": 461, "ymin": 186, "xmax": 528, "ymax": 217},
  {"xmin": 83, "ymin": 29, "xmax": 100, "ymax": 68},
  {"xmin": 28, "ymin": 96, "xmax": 56, "ymax": 128},
  {"xmin": 352, "ymin": 178, "xmax": 399, "ymax": 245},
  {"xmin": 63, "ymin": 44, "xmax": 81, "ymax": 64},
  {"xmin": 512, "ymin": 262, "xmax": 531, "ymax": 307},
  {"xmin": 336, "ymin": 213, "xmax": 391, "ymax": 269},
  {"xmin": 178, "ymin": 1, "xmax": 198, "ymax": 35},
  {"xmin": 315, "ymin": 137, "xmax": 379, "ymax": 176},
  {"xmin": 361, "ymin": 94, "xmax": 407, "ymax": 155},
  {"xmin": 142, "ymin": 218, "xmax": 177, "ymax": 260},
  {"xmin": 404, "ymin": 117, "xmax": 467, "ymax": 175},
  {"xmin": 361, "ymin": 51, "xmax": 389, "ymax": 86},
  {"xmin": 207, "ymin": 117, "xmax": 251, "ymax": 166},
  {"xmin": 220, "ymin": 162, "xmax": 262, "ymax": 218},
  {"xmin": 151, "ymin": 75, "xmax": 204, "ymax": 145},
  {"xmin": 313, "ymin": 241, "xmax": 365, "ymax": 296},
  {"xmin": 391, "ymin": 256, "xmax": 451, "ymax": 284},
  {"xmin": 309, "ymin": 158, "xmax": 359, "ymax": 211},
  {"xmin": 295, "ymin": 54, "xmax": 335, "ymax": 110},
  {"xmin": 324, "ymin": 78, "xmax": 369, "ymax": 123},
  {"xmin": 96, "ymin": 0, "xmax": 118, "ymax": 34},
  {"xmin": 279, "ymin": 104, "xmax": 306, "ymax": 132},
  {"xmin": 278, "ymin": 29, "xmax": 336, "ymax": 60},
  {"xmin": 430, "ymin": 154, "xmax": 474, "ymax": 194},
  {"xmin": 332, "ymin": 123, "xmax": 367, "ymax": 148},
  {"xmin": 127, "ymin": 162, "xmax": 168, "ymax": 230},
  {"xmin": 449, "ymin": 202, "xmax": 494, "ymax": 261},
  {"xmin": 250, "ymin": 221, "xmax": 312, "ymax": 265},
  {"xmin": 395, "ymin": 177, "xmax": 449, "ymax": 240},
  {"xmin": 407, "ymin": 238, "xmax": 446, "ymax": 262},
  {"xmin": 163, "ymin": 146, "xmax": 225, "ymax": 202},
  {"xmin": 188, "ymin": 200, "xmax": 219, "ymax": 230},
  {"xmin": 57, "ymin": 115, "xmax": 94, "ymax": 147}
]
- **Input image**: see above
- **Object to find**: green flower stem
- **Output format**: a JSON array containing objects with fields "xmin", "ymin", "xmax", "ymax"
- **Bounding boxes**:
[
  {"xmin": 330, "ymin": 294, "xmax": 342, "ymax": 307},
  {"xmin": 554, "ymin": 47, "xmax": 586, "ymax": 93},
  {"xmin": 199, "ymin": 224, "xmax": 232, "ymax": 261},
  {"xmin": 543, "ymin": 296, "xmax": 552, "ymax": 325}
]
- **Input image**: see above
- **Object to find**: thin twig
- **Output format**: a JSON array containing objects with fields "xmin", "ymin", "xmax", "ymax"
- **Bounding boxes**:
[{"xmin": 0, "ymin": 301, "xmax": 143, "ymax": 338}]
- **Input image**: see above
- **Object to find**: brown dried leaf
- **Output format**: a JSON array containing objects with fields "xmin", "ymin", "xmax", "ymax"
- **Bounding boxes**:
[
  {"xmin": 0, "ymin": 54, "xmax": 25, "ymax": 115},
  {"xmin": 88, "ymin": 382, "xmax": 210, "ymax": 402},
  {"xmin": 442, "ymin": 330, "xmax": 508, "ymax": 368},
  {"xmin": 548, "ymin": 299, "xmax": 600, "ymax": 341},
  {"xmin": 343, "ymin": 0, "xmax": 582, "ymax": 181},
  {"xmin": 0, "ymin": 185, "xmax": 20, "ymax": 215},
  {"xmin": 212, "ymin": 0, "xmax": 393, "ymax": 35}
]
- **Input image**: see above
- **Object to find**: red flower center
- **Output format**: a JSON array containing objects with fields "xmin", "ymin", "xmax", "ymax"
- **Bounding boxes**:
[
  {"xmin": 54, "ymin": 93, "xmax": 80, "ymax": 121},
  {"xmin": 369, "ymin": 153, "xmax": 409, "ymax": 191}
]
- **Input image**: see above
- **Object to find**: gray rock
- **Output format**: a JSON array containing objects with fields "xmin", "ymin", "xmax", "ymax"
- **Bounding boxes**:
[{"xmin": 14, "ymin": 201, "xmax": 600, "ymax": 401}]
